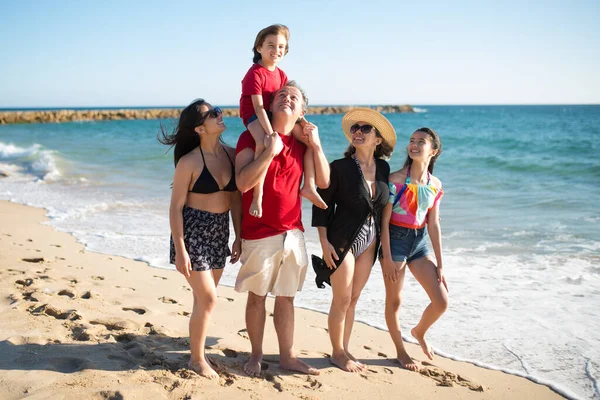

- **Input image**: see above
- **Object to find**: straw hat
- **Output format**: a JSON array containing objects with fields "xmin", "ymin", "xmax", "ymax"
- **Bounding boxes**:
[{"xmin": 341, "ymin": 107, "xmax": 397, "ymax": 149}]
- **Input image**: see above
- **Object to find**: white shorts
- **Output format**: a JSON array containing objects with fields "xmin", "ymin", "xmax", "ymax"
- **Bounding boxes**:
[{"xmin": 235, "ymin": 229, "xmax": 308, "ymax": 297}]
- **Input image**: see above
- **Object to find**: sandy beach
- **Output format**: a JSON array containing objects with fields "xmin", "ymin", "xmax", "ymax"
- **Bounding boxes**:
[{"xmin": 0, "ymin": 200, "xmax": 564, "ymax": 400}]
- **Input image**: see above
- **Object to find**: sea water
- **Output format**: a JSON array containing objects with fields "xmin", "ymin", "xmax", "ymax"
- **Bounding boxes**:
[{"xmin": 1, "ymin": 105, "xmax": 599, "ymax": 399}]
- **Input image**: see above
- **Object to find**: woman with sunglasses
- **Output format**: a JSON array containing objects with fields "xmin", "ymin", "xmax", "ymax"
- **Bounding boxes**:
[
  {"xmin": 312, "ymin": 108, "xmax": 396, "ymax": 372},
  {"xmin": 159, "ymin": 99, "xmax": 242, "ymax": 379}
]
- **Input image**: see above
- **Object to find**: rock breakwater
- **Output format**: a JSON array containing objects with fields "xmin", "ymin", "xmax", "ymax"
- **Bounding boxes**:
[{"xmin": 0, "ymin": 105, "xmax": 413, "ymax": 124}]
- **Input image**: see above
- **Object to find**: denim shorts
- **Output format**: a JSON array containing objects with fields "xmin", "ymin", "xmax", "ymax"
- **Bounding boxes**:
[
  {"xmin": 389, "ymin": 225, "xmax": 429, "ymax": 263},
  {"xmin": 245, "ymin": 111, "xmax": 273, "ymax": 127}
]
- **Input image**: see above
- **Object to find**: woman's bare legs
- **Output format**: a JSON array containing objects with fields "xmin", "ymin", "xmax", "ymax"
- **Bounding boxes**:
[
  {"xmin": 408, "ymin": 257, "xmax": 449, "ymax": 360},
  {"xmin": 328, "ymin": 251, "xmax": 364, "ymax": 372},
  {"xmin": 185, "ymin": 268, "xmax": 224, "ymax": 379},
  {"xmin": 342, "ymin": 242, "xmax": 376, "ymax": 365},
  {"xmin": 383, "ymin": 263, "xmax": 418, "ymax": 371}
]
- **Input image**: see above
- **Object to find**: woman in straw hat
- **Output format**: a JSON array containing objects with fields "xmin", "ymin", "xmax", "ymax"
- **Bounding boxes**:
[
  {"xmin": 312, "ymin": 108, "xmax": 396, "ymax": 372},
  {"xmin": 380, "ymin": 127, "xmax": 447, "ymax": 371}
]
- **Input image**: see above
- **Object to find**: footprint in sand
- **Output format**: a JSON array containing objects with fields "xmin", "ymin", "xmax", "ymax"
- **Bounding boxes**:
[
  {"xmin": 22, "ymin": 291, "xmax": 39, "ymax": 302},
  {"xmin": 91, "ymin": 276, "xmax": 105, "ymax": 281},
  {"xmin": 363, "ymin": 345, "xmax": 388, "ymax": 358},
  {"xmin": 153, "ymin": 275, "xmax": 168, "ymax": 280},
  {"xmin": 58, "ymin": 289, "xmax": 76, "ymax": 298},
  {"xmin": 15, "ymin": 278, "xmax": 34, "ymax": 287},
  {"xmin": 81, "ymin": 291, "xmax": 92, "ymax": 299},
  {"xmin": 264, "ymin": 373, "xmax": 284, "ymax": 392},
  {"xmin": 95, "ymin": 391, "xmax": 124, "ymax": 399},
  {"xmin": 90, "ymin": 318, "xmax": 138, "ymax": 331},
  {"xmin": 419, "ymin": 365, "xmax": 485, "ymax": 391},
  {"xmin": 222, "ymin": 348, "xmax": 238, "ymax": 358},
  {"xmin": 21, "ymin": 257, "xmax": 44, "ymax": 263},
  {"xmin": 70, "ymin": 325, "xmax": 91, "ymax": 341},
  {"xmin": 29, "ymin": 304, "xmax": 81, "ymax": 321},
  {"xmin": 159, "ymin": 296, "xmax": 178, "ymax": 304},
  {"xmin": 51, "ymin": 244, "xmax": 62, "ymax": 247},
  {"xmin": 115, "ymin": 285, "xmax": 136, "ymax": 291},
  {"xmin": 122, "ymin": 307, "xmax": 147, "ymax": 315},
  {"xmin": 48, "ymin": 357, "xmax": 88, "ymax": 373},
  {"xmin": 218, "ymin": 296, "xmax": 234, "ymax": 302},
  {"xmin": 305, "ymin": 376, "xmax": 323, "ymax": 389},
  {"xmin": 120, "ymin": 267, "xmax": 129, "ymax": 272},
  {"xmin": 178, "ymin": 311, "xmax": 190, "ymax": 317},
  {"xmin": 237, "ymin": 329, "xmax": 249, "ymax": 340},
  {"xmin": 8, "ymin": 269, "xmax": 25, "ymax": 275}
]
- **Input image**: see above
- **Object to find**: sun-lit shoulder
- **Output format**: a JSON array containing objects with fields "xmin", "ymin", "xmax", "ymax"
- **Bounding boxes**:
[
  {"xmin": 176, "ymin": 149, "xmax": 200, "ymax": 171},
  {"xmin": 430, "ymin": 175, "xmax": 442, "ymax": 190},
  {"xmin": 389, "ymin": 167, "xmax": 408, "ymax": 184}
]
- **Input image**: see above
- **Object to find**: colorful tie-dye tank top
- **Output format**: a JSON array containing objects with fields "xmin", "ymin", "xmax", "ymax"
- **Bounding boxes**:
[{"xmin": 388, "ymin": 167, "xmax": 443, "ymax": 229}]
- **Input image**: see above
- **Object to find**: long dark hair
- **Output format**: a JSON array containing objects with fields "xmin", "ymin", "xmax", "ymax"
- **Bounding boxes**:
[
  {"xmin": 158, "ymin": 99, "xmax": 217, "ymax": 167},
  {"xmin": 401, "ymin": 127, "xmax": 442, "ymax": 173},
  {"xmin": 344, "ymin": 128, "xmax": 394, "ymax": 159},
  {"xmin": 252, "ymin": 24, "xmax": 290, "ymax": 64}
]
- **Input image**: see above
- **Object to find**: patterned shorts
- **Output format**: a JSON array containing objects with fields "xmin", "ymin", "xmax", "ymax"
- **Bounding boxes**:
[{"xmin": 170, "ymin": 205, "xmax": 231, "ymax": 271}]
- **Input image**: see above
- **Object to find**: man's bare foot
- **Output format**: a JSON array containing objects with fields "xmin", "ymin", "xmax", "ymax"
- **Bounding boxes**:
[
  {"xmin": 244, "ymin": 354, "xmax": 263, "ymax": 377},
  {"xmin": 330, "ymin": 352, "xmax": 364, "ymax": 373},
  {"xmin": 300, "ymin": 186, "xmax": 327, "ymax": 209},
  {"xmin": 280, "ymin": 356, "xmax": 320, "ymax": 375},
  {"xmin": 250, "ymin": 197, "xmax": 262, "ymax": 218},
  {"xmin": 396, "ymin": 350, "xmax": 419, "ymax": 372},
  {"xmin": 188, "ymin": 359, "xmax": 219, "ymax": 379},
  {"xmin": 411, "ymin": 327, "xmax": 434, "ymax": 360}
]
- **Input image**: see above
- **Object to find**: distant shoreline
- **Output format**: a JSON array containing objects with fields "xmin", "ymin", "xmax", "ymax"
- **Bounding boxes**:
[{"xmin": 0, "ymin": 105, "xmax": 414, "ymax": 124}]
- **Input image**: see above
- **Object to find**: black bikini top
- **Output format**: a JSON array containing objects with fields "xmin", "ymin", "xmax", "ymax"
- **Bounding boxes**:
[{"xmin": 189, "ymin": 146, "xmax": 237, "ymax": 194}]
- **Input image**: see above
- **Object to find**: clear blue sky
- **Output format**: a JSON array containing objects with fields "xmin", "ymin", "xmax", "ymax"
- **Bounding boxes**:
[{"xmin": 1, "ymin": 0, "xmax": 598, "ymax": 107}]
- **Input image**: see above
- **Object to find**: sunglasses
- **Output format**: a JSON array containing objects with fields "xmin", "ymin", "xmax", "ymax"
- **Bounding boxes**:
[
  {"xmin": 202, "ymin": 106, "xmax": 222, "ymax": 119},
  {"xmin": 350, "ymin": 123, "xmax": 375, "ymax": 134}
]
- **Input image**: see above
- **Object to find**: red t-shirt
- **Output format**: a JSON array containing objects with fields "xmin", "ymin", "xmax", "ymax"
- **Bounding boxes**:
[
  {"xmin": 236, "ymin": 130, "xmax": 305, "ymax": 240},
  {"xmin": 239, "ymin": 64, "xmax": 288, "ymax": 126}
]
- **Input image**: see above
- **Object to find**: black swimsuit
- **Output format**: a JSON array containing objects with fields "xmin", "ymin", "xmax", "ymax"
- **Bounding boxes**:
[
  {"xmin": 189, "ymin": 146, "xmax": 237, "ymax": 193},
  {"xmin": 170, "ymin": 146, "xmax": 237, "ymax": 271}
]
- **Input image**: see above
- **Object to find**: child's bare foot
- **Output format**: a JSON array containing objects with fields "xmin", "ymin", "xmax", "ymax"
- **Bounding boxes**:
[
  {"xmin": 330, "ymin": 351, "xmax": 364, "ymax": 372},
  {"xmin": 396, "ymin": 350, "xmax": 419, "ymax": 371},
  {"xmin": 301, "ymin": 186, "xmax": 327, "ymax": 209},
  {"xmin": 411, "ymin": 327, "xmax": 434, "ymax": 360},
  {"xmin": 250, "ymin": 197, "xmax": 262, "ymax": 218},
  {"xmin": 188, "ymin": 359, "xmax": 219, "ymax": 379}
]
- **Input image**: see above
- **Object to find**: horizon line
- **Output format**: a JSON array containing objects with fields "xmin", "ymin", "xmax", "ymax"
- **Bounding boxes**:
[{"xmin": 1, "ymin": 103, "xmax": 599, "ymax": 110}]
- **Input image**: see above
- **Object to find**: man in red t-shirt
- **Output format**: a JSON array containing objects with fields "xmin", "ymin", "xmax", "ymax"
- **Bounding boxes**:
[{"xmin": 235, "ymin": 81, "xmax": 330, "ymax": 377}]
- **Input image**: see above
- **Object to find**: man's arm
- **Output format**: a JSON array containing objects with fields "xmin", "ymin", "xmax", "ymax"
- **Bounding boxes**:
[
  {"xmin": 303, "ymin": 122, "xmax": 330, "ymax": 189},
  {"xmin": 235, "ymin": 134, "xmax": 281, "ymax": 193}
]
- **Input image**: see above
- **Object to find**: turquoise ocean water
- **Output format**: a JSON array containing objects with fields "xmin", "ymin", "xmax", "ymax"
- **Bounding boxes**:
[{"xmin": 1, "ymin": 105, "xmax": 599, "ymax": 399}]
